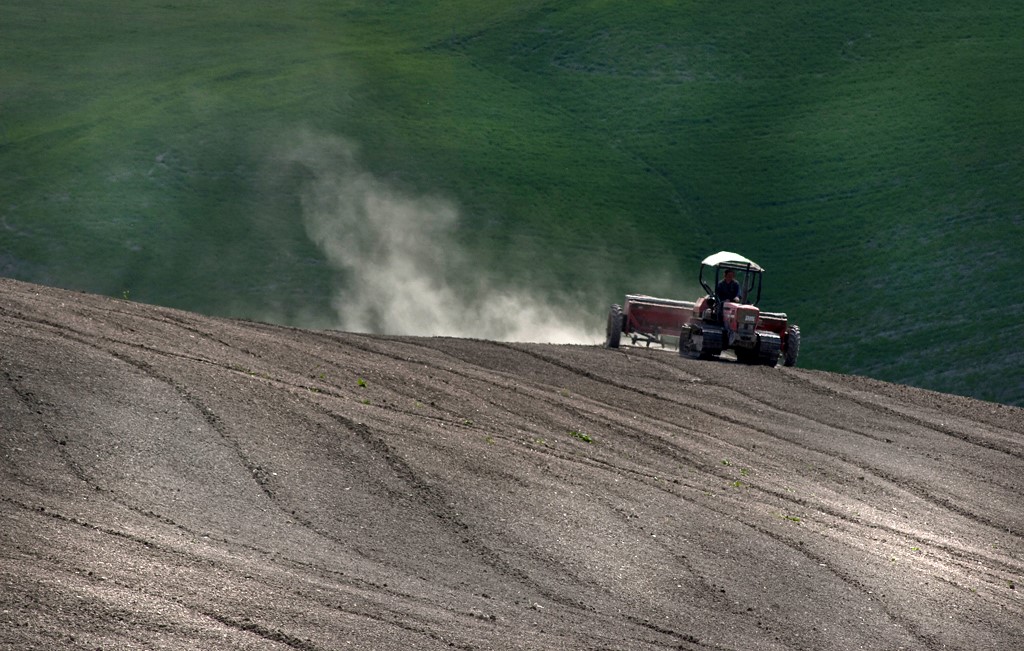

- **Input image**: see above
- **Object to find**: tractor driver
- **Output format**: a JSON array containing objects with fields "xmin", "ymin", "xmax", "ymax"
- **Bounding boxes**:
[{"xmin": 716, "ymin": 268, "xmax": 741, "ymax": 303}]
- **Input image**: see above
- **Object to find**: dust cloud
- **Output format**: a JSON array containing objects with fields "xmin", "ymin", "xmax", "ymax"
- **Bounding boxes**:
[{"xmin": 281, "ymin": 131, "xmax": 603, "ymax": 345}]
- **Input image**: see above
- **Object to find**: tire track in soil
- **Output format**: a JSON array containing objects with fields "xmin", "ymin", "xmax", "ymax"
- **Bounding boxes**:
[
  {"xmin": 0, "ymin": 310, "xmax": 323, "ymax": 557},
  {"xmin": 395, "ymin": 342, "xmax": 872, "ymax": 511},
  {"xmin": 700, "ymin": 389, "xmax": 1024, "ymax": 539},
  {"xmin": 710, "ymin": 374, "xmax": 1024, "ymax": 538},
  {"xmin": 775, "ymin": 370, "xmax": 1024, "ymax": 459},
  {"xmin": 1, "ymin": 498, "xmax": 324, "ymax": 651},
  {"xmin": 1, "ymin": 330, "xmax": 124, "ymax": 493},
  {"xmin": 41, "ymin": 314, "xmax": 612, "ymax": 615},
  {"xmin": 407, "ymin": 345, "xmax": 939, "ymax": 648},
  {"xmin": 580, "ymin": 352, "xmax": 1024, "ymax": 586},
  {"xmin": 621, "ymin": 354, "xmax": 1024, "ymax": 591},
  {"xmin": 309, "ymin": 339, "xmax": 792, "ymax": 643},
  {"xmin": 459, "ymin": 344, "xmax": 1014, "ymax": 649},
  {"xmin": 3, "ymin": 442, "xmax": 486, "ymax": 651},
  {"xmin": 197, "ymin": 336, "xmax": 642, "ymax": 599},
  {"xmin": 325, "ymin": 338, "xmax": 763, "ymax": 512},
  {"xmin": 625, "ymin": 351, "xmax": 1024, "ymax": 540},
  {"xmin": 6, "ymin": 307, "xmax": 551, "ymax": 594},
  {"xmin": 276, "ymin": 335, "xmax": 1024, "ymax": 606},
  {"xmin": 316, "ymin": 407, "xmax": 621, "ymax": 614},
  {"xmin": 596, "ymin": 450, "xmax": 943, "ymax": 648}
]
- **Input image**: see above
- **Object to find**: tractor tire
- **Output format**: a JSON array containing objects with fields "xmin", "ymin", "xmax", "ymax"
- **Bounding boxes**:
[
  {"xmin": 783, "ymin": 325, "xmax": 801, "ymax": 367},
  {"xmin": 699, "ymin": 326, "xmax": 724, "ymax": 360},
  {"xmin": 605, "ymin": 304, "xmax": 623, "ymax": 348},
  {"xmin": 757, "ymin": 332, "xmax": 781, "ymax": 367}
]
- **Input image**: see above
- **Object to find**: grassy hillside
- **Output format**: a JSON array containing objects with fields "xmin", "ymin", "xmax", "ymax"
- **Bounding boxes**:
[{"xmin": 1, "ymin": 1, "xmax": 1022, "ymax": 404}]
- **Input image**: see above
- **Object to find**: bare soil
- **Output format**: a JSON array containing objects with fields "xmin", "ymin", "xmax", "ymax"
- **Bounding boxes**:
[{"xmin": 2, "ymin": 277, "xmax": 1022, "ymax": 650}]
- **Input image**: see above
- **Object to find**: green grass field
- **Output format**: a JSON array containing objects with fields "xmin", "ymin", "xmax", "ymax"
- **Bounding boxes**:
[{"xmin": 2, "ymin": 1, "xmax": 1022, "ymax": 404}]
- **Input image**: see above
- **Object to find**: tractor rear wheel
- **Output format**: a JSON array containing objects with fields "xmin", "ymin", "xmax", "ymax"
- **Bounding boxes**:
[
  {"xmin": 783, "ymin": 325, "xmax": 801, "ymax": 367},
  {"xmin": 605, "ymin": 304, "xmax": 623, "ymax": 348}
]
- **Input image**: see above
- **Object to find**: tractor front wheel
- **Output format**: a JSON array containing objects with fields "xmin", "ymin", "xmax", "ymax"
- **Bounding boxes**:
[
  {"xmin": 783, "ymin": 325, "xmax": 801, "ymax": 367},
  {"xmin": 605, "ymin": 304, "xmax": 624, "ymax": 348},
  {"xmin": 698, "ymin": 326, "xmax": 723, "ymax": 360}
]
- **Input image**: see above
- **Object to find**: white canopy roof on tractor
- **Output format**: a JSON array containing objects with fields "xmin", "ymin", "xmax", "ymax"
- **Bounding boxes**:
[
  {"xmin": 698, "ymin": 251, "xmax": 766, "ymax": 305},
  {"xmin": 701, "ymin": 251, "xmax": 764, "ymax": 272}
]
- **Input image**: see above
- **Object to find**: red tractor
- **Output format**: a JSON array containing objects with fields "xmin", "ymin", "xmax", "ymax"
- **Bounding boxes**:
[{"xmin": 604, "ymin": 251, "xmax": 800, "ymax": 367}]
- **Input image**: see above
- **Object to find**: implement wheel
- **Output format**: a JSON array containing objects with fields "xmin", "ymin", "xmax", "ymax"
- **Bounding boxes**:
[{"xmin": 605, "ymin": 304, "xmax": 624, "ymax": 348}]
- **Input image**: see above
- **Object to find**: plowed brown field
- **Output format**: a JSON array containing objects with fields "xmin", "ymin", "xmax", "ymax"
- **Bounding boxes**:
[{"xmin": 2, "ymin": 277, "xmax": 1022, "ymax": 650}]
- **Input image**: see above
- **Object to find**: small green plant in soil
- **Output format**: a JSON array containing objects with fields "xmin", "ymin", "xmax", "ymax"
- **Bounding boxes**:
[{"xmin": 569, "ymin": 430, "xmax": 592, "ymax": 443}]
